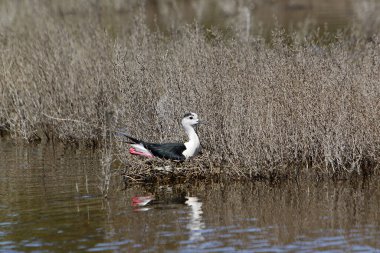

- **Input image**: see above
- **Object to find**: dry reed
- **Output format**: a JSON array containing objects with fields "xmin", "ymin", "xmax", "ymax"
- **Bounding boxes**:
[{"xmin": 0, "ymin": 0, "xmax": 379, "ymax": 181}]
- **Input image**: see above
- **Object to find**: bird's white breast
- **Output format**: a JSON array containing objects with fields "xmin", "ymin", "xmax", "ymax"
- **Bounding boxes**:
[
  {"xmin": 183, "ymin": 140, "xmax": 200, "ymax": 158},
  {"xmin": 181, "ymin": 123, "xmax": 201, "ymax": 159}
]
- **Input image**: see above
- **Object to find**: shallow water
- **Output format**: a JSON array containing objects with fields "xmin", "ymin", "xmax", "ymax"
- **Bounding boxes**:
[{"xmin": 1, "ymin": 139, "xmax": 380, "ymax": 252}]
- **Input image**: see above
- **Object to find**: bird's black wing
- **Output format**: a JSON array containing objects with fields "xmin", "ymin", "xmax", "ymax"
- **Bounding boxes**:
[
  {"xmin": 143, "ymin": 142, "xmax": 187, "ymax": 161},
  {"xmin": 116, "ymin": 131, "xmax": 186, "ymax": 161}
]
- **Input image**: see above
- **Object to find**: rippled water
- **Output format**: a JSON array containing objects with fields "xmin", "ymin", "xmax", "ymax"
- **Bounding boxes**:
[{"xmin": 1, "ymin": 139, "xmax": 380, "ymax": 252}]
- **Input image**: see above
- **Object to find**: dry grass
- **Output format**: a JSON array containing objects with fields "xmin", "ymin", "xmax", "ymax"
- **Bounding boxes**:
[{"xmin": 0, "ymin": 0, "xmax": 380, "ymax": 181}]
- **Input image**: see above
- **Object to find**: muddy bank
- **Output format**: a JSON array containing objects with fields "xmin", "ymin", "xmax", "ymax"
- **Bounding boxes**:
[{"xmin": 121, "ymin": 154, "xmax": 380, "ymax": 187}]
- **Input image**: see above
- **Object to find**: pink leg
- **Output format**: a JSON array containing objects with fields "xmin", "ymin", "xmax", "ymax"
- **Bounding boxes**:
[{"xmin": 129, "ymin": 148, "xmax": 154, "ymax": 158}]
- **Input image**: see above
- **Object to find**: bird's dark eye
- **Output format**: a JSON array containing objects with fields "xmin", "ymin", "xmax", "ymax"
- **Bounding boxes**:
[{"xmin": 189, "ymin": 117, "xmax": 193, "ymax": 119}]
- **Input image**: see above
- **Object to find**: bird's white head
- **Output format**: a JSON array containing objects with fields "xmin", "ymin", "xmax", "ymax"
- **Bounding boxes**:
[{"xmin": 181, "ymin": 112, "xmax": 200, "ymax": 128}]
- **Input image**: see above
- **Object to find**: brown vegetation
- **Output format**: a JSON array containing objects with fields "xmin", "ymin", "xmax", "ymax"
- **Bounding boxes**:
[{"xmin": 0, "ymin": 0, "xmax": 379, "ymax": 182}]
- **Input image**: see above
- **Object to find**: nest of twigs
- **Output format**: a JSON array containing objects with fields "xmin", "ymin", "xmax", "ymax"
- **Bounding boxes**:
[{"xmin": 121, "ymin": 154, "xmax": 219, "ymax": 185}]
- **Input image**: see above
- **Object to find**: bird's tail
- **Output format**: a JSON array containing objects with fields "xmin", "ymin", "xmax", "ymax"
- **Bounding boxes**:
[
  {"xmin": 114, "ymin": 131, "xmax": 141, "ymax": 144},
  {"xmin": 115, "ymin": 130, "xmax": 154, "ymax": 157}
]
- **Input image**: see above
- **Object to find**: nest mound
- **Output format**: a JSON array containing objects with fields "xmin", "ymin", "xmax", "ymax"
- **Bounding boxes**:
[{"xmin": 122, "ymin": 156, "xmax": 219, "ymax": 185}]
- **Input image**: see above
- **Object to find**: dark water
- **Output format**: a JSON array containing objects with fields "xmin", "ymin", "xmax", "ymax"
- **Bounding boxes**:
[{"xmin": 1, "ymin": 139, "xmax": 380, "ymax": 252}]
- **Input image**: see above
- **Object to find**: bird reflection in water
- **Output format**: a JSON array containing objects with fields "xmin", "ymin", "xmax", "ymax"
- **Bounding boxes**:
[{"xmin": 131, "ymin": 187, "xmax": 205, "ymax": 241}]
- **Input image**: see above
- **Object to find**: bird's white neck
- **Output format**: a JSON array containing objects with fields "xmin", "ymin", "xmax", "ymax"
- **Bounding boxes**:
[
  {"xmin": 182, "ymin": 125, "xmax": 200, "ymax": 158},
  {"xmin": 183, "ymin": 125, "xmax": 198, "ymax": 142}
]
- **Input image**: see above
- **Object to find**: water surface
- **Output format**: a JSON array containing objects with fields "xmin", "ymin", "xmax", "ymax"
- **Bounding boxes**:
[{"xmin": 1, "ymin": 139, "xmax": 380, "ymax": 252}]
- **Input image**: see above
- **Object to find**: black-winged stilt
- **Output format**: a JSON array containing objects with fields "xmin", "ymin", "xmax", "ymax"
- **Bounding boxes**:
[{"xmin": 119, "ymin": 113, "xmax": 201, "ymax": 161}]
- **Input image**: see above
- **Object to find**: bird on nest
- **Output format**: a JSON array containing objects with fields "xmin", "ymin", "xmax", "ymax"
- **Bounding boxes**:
[{"xmin": 118, "ymin": 112, "xmax": 202, "ymax": 162}]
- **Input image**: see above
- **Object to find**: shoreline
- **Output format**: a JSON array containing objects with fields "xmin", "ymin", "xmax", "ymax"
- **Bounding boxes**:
[
  {"xmin": 3, "ymin": 134, "xmax": 377, "ymax": 186},
  {"xmin": 121, "ymin": 156, "xmax": 379, "ymax": 186}
]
